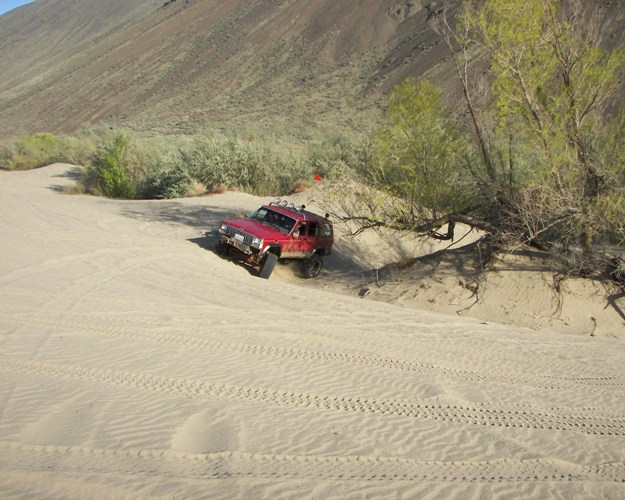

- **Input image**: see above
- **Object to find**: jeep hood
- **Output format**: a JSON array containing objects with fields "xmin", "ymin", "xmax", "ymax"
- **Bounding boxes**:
[{"xmin": 223, "ymin": 218, "xmax": 287, "ymax": 239}]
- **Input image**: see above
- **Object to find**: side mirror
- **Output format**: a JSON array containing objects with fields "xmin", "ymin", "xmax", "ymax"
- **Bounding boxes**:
[{"xmin": 293, "ymin": 230, "xmax": 300, "ymax": 239}]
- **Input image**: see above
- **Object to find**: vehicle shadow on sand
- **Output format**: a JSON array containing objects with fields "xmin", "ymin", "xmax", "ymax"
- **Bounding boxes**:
[
  {"xmin": 119, "ymin": 199, "xmax": 370, "ymax": 276},
  {"xmin": 121, "ymin": 201, "xmax": 239, "ymax": 231}
]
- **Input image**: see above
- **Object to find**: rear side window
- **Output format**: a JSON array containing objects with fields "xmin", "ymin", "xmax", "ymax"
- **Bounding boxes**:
[{"xmin": 320, "ymin": 224, "xmax": 332, "ymax": 238}]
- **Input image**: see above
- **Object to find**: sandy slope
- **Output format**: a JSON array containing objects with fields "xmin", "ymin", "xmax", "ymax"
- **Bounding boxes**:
[{"xmin": 1, "ymin": 164, "xmax": 624, "ymax": 499}]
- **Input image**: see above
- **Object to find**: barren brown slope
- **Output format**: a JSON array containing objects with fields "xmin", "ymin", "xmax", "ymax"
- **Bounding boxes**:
[
  {"xmin": 0, "ymin": 0, "xmax": 155, "ymax": 100},
  {"xmin": 0, "ymin": 0, "xmax": 458, "ymax": 138},
  {"xmin": 1, "ymin": 0, "xmax": 622, "ymax": 139}
]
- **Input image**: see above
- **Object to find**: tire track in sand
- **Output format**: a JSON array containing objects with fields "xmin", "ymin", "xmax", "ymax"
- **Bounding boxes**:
[
  {"xmin": 2, "ymin": 356, "xmax": 624, "ymax": 436},
  {"xmin": 2, "ymin": 314, "xmax": 623, "ymax": 392},
  {"xmin": 1, "ymin": 441, "xmax": 623, "ymax": 484}
]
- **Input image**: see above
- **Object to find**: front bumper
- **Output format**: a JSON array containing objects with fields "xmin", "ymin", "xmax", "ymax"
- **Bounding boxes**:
[{"xmin": 219, "ymin": 234, "xmax": 256, "ymax": 256}]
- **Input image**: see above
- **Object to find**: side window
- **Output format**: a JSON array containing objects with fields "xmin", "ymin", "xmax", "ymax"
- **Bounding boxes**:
[
  {"xmin": 308, "ymin": 222, "xmax": 319, "ymax": 237},
  {"xmin": 298, "ymin": 223, "xmax": 307, "ymax": 237},
  {"xmin": 320, "ymin": 224, "xmax": 332, "ymax": 238}
]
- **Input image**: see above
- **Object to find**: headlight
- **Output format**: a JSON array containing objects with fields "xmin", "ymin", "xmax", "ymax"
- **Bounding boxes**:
[
  {"xmin": 219, "ymin": 223, "xmax": 228, "ymax": 234},
  {"xmin": 251, "ymin": 236, "xmax": 263, "ymax": 249}
]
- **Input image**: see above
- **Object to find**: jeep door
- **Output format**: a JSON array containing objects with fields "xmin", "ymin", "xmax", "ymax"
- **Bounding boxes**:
[
  {"xmin": 284, "ymin": 222, "xmax": 315, "ymax": 258},
  {"xmin": 318, "ymin": 222, "xmax": 333, "ymax": 255}
]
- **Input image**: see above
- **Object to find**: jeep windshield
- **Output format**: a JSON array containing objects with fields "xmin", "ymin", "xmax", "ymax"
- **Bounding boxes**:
[{"xmin": 249, "ymin": 207, "xmax": 296, "ymax": 234}]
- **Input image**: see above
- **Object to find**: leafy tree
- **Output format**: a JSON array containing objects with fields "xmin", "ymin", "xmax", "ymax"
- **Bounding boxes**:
[
  {"xmin": 461, "ymin": 0, "xmax": 625, "ymax": 262},
  {"xmin": 372, "ymin": 79, "xmax": 473, "ymax": 216},
  {"xmin": 333, "ymin": 0, "xmax": 625, "ymax": 279},
  {"xmin": 90, "ymin": 133, "xmax": 136, "ymax": 199}
]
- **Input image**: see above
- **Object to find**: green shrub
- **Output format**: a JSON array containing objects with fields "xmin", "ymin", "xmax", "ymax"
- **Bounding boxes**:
[
  {"xmin": 87, "ymin": 133, "xmax": 136, "ymax": 199},
  {"xmin": 176, "ymin": 131, "xmax": 326, "ymax": 196},
  {"xmin": 57, "ymin": 133, "xmax": 98, "ymax": 167},
  {"xmin": 306, "ymin": 133, "xmax": 362, "ymax": 179},
  {"xmin": 141, "ymin": 162, "xmax": 195, "ymax": 199},
  {"xmin": 0, "ymin": 133, "xmax": 63, "ymax": 170},
  {"xmin": 3, "ymin": 127, "xmax": 365, "ymax": 199},
  {"xmin": 0, "ymin": 131, "xmax": 99, "ymax": 171},
  {"xmin": 0, "ymin": 141, "xmax": 15, "ymax": 170}
]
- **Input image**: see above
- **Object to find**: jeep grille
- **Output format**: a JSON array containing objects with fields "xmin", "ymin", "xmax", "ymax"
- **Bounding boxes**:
[{"xmin": 225, "ymin": 226, "xmax": 254, "ymax": 246}]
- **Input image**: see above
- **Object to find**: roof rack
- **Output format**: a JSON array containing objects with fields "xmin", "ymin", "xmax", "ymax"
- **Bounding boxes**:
[{"xmin": 270, "ymin": 198, "xmax": 306, "ymax": 212}]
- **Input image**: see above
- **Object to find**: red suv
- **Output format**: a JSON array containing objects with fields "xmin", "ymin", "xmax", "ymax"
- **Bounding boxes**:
[{"xmin": 216, "ymin": 198, "xmax": 334, "ymax": 279}]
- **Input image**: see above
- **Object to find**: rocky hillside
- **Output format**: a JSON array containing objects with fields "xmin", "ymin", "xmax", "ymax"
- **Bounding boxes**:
[{"xmin": 0, "ymin": 0, "xmax": 622, "ymax": 139}]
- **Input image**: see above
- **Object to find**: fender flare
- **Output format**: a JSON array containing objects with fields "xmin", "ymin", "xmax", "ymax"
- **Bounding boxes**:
[{"xmin": 260, "ymin": 244, "xmax": 282, "ymax": 258}]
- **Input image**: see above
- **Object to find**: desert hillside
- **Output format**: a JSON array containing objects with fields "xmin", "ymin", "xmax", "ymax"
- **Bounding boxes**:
[
  {"xmin": 3, "ymin": 0, "xmax": 623, "ymax": 139},
  {"xmin": 0, "ymin": 0, "xmax": 465, "ymax": 137},
  {"xmin": 2, "ymin": 0, "xmax": 623, "ymax": 138}
]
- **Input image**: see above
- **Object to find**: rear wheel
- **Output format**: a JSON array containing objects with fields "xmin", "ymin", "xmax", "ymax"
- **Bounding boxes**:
[
  {"xmin": 301, "ymin": 254, "xmax": 322, "ymax": 278},
  {"xmin": 259, "ymin": 252, "xmax": 278, "ymax": 279}
]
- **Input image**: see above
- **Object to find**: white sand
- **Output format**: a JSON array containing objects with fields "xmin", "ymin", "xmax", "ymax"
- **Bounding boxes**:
[{"xmin": 1, "ymin": 164, "xmax": 624, "ymax": 498}]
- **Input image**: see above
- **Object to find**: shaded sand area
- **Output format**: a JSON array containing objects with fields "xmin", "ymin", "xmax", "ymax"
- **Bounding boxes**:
[{"xmin": 1, "ymin": 164, "xmax": 624, "ymax": 498}]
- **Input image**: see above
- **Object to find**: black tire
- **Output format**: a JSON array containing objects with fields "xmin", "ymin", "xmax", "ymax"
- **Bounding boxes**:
[
  {"xmin": 259, "ymin": 252, "xmax": 278, "ymax": 279},
  {"xmin": 215, "ymin": 241, "xmax": 229, "ymax": 256},
  {"xmin": 301, "ymin": 254, "xmax": 322, "ymax": 278}
]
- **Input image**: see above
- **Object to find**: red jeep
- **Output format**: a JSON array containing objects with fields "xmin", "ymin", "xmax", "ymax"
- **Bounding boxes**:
[{"xmin": 216, "ymin": 198, "xmax": 334, "ymax": 279}]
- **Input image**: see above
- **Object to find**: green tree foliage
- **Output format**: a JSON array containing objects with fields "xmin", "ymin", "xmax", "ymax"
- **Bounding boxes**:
[
  {"xmin": 461, "ymin": 0, "xmax": 625, "ymax": 258},
  {"xmin": 371, "ymin": 78, "xmax": 475, "ymax": 219},
  {"xmin": 88, "ymin": 133, "xmax": 136, "ymax": 199},
  {"xmin": 340, "ymin": 0, "xmax": 623, "ymax": 271},
  {"xmin": 335, "ymin": 0, "xmax": 624, "ymax": 277}
]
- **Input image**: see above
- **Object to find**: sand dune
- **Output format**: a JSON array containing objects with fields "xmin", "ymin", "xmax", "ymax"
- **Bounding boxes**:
[{"xmin": 1, "ymin": 164, "xmax": 624, "ymax": 498}]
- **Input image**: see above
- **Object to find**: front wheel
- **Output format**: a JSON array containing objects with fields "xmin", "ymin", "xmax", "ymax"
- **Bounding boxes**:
[
  {"xmin": 215, "ymin": 241, "xmax": 229, "ymax": 256},
  {"xmin": 259, "ymin": 252, "xmax": 278, "ymax": 279},
  {"xmin": 301, "ymin": 254, "xmax": 322, "ymax": 278}
]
